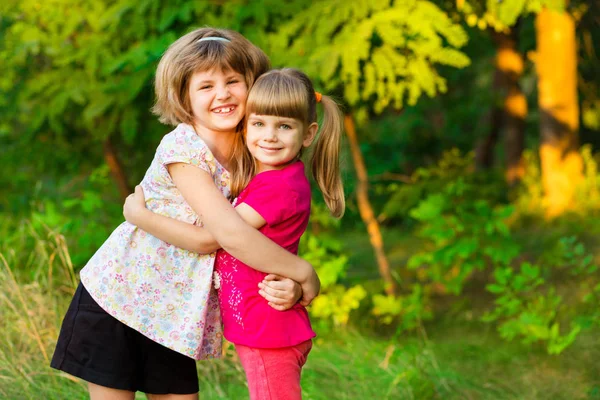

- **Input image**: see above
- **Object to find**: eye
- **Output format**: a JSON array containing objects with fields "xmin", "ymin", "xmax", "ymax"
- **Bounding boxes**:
[
  {"xmin": 252, "ymin": 121, "xmax": 264, "ymax": 127},
  {"xmin": 200, "ymin": 85, "xmax": 212, "ymax": 90},
  {"xmin": 227, "ymin": 79, "xmax": 240, "ymax": 85},
  {"xmin": 280, "ymin": 124, "xmax": 292, "ymax": 130}
]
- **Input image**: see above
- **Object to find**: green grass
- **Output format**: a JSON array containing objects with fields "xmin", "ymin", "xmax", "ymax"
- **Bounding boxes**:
[
  {"xmin": 2, "ymin": 218, "xmax": 599, "ymax": 399},
  {"xmin": 1, "ymin": 279, "xmax": 599, "ymax": 399},
  {"xmin": 428, "ymin": 318, "xmax": 600, "ymax": 400}
]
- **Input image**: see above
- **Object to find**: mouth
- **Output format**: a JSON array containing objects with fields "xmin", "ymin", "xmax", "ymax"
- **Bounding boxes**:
[
  {"xmin": 259, "ymin": 146, "xmax": 281, "ymax": 152},
  {"xmin": 211, "ymin": 105, "xmax": 237, "ymax": 115}
]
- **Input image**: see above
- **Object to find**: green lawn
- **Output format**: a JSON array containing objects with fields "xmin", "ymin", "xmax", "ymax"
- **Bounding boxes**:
[{"xmin": 2, "ymin": 221, "xmax": 599, "ymax": 399}]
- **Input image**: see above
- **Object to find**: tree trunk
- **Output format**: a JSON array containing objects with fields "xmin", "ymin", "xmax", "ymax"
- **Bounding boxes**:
[
  {"xmin": 344, "ymin": 114, "xmax": 397, "ymax": 296},
  {"xmin": 474, "ymin": 103, "xmax": 502, "ymax": 169},
  {"xmin": 103, "ymin": 137, "xmax": 131, "ymax": 200},
  {"xmin": 495, "ymin": 29, "xmax": 527, "ymax": 185},
  {"xmin": 475, "ymin": 28, "xmax": 527, "ymax": 185},
  {"xmin": 536, "ymin": 7, "xmax": 582, "ymax": 216}
]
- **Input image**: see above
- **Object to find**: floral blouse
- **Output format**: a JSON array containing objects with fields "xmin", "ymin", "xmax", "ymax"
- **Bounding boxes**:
[{"xmin": 80, "ymin": 123, "xmax": 230, "ymax": 360}]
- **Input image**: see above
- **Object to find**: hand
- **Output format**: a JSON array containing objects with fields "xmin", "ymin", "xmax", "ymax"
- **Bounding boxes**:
[
  {"xmin": 299, "ymin": 267, "xmax": 320, "ymax": 307},
  {"xmin": 258, "ymin": 274, "xmax": 303, "ymax": 311},
  {"xmin": 123, "ymin": 185, "xmax": 148, "ymax": 226}
]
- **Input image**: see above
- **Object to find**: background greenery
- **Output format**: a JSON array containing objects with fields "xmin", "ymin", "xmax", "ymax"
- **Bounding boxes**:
[{"xmin": 1, "ymin": 0, "xmax": 599, "ymax": 399}]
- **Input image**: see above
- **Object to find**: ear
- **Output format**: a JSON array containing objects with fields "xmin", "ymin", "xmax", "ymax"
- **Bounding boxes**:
[{"xmin": 303, "ymin": 122, "xmax": 318, "ymax": 147}]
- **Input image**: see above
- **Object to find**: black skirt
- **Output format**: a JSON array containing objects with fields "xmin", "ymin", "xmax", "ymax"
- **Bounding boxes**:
[{"xmin": 50, "ymin": 282, "xmax": 200, "ymax": 394}]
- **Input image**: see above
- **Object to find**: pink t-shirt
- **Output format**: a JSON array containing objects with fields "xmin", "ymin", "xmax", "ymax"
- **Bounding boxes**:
[{"xmin": 215, "ymin": 161, "xmax": 315, "ymax": 348}]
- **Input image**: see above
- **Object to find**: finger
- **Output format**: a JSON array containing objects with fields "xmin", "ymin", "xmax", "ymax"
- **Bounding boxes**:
[
  {"xmin": 258, "ymin": 289, "xmax": 287, "ymax": 305},
  {"xmin": 267, "ymin": 302, "xmax": 291, "ymax": 311},
  {"xmin": 258, "ymin": 285, "xmax": 289, "ymax": 301},
  {"xmin": 299, "ymin": 298, "xmax": 312, "ymax": 307},
  {"xmin": 262, "ymin": 274, "xmax": 281, "ymax": 282},
  {"xmin": 260, "ymin": 279, "xmax": 291, "ymax": 292}
]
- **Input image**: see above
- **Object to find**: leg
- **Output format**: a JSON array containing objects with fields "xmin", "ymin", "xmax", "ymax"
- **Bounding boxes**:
[
  {"xmin": 88, "ymin": 382, "xmax": 135, "ymax": 400},
  {"xmin": 51, "ymin": 283, "xmax": 139, "ymax": 393},
  {"xmin": 236, "ymin": 340, "xmax": 312, "ymax": 400},
  {"xmin": 146, "ymin": 394, "xmax": 199, "ymax": 400},
  {"xmin": 137, "ymin": 331, "xmax": 199, "ymax": 397}
]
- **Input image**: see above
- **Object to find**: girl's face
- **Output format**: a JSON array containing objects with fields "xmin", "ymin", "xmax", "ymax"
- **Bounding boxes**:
[
  {"xmin": 188, "ymin": 68, "xmax": 248, "ymax": 134},
  {"xmin": 245, "ymin": 114, "xmax": 317, "ymax": 173}
]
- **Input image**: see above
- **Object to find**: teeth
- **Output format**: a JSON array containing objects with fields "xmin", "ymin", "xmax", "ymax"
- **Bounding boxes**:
[{"xmin": 214, "ymin": 107, "xmax": 234, "ymax": 113}]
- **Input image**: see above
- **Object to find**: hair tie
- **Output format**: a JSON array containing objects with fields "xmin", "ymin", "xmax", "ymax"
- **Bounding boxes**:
[
  {"xmin": 315, "ymin": 91, "xmax": 322, "ymax": 103},
  {"xmin": 197, "ymin": 36, "xmax": 230, "ymax": 43}
]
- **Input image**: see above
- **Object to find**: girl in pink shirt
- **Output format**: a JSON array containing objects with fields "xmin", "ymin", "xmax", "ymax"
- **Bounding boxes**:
[{"xmin": 124, "ymin": 68, "xmax": 345, "ymax": 400}]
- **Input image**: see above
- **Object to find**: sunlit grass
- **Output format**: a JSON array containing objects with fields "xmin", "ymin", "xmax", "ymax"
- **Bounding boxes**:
[{"xmin": 1, "ymin": 218, "xmax": 599, "ymax": 399}]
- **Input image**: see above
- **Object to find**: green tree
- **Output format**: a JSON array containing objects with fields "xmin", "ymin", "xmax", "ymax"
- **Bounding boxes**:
[
  {"xmin": 458, "ymin": 0, "xmax": 589, "ymax": 215},
  {"xmin": 0, "ymin": 0, "xmax": 222, "ymax": 203}
]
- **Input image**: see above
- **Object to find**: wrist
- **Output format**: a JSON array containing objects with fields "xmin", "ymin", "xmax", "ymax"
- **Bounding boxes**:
[
  {"xmin": 299, "ymin": 260, "xmax": 315, "ymax": 284},
  {"xmin": 132, "ymin": 207, "xmax": 152, "ymax": 227}
]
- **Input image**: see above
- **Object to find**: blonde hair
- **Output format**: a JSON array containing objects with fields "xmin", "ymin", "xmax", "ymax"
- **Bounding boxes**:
[
  {"xmin": 152, "ymin": 27, "xmax": 270, "ymax": 126},
  {"xmin": 232, "ymin": 68, "xmax": 345, "ymax": 218}
]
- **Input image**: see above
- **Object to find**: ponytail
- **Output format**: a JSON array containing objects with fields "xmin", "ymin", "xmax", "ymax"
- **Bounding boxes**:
[{"xmin": 310, "ymin": 94, "xmax": 345, "ymax": 218}]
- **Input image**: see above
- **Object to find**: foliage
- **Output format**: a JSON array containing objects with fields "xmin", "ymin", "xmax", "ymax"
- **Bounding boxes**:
[
  {"xmin": 484, "ymin": 262, "xmax": 581, "ymax": 354},
  {"xmin": 457, "ymin": 0, "xmax": 568, "ymax": 30},
  {"xmin": 484, "ymin": 236, "xmax": 599, "ymax": 354},
  {"xmin": 372, "ymin": 284, "xmax": 432, "ymax": 332},
  {"xmin": 381, "ymin": 149, "xmax": 507, "ymax": 224},
  {"xmin": 369, "ymin": 149, "xmax": 600, "ymax": 354},
  {"xmin": 516, "ymin": 146, "xmax": 600, "ymax": 216},
  {"xmin": 300, "ymin": 204, "xmax": 367, "ymax": 327},
  {"xmin": 371, "ymin": 151, "xmax": 515, "ymax": 329},
  {"xmin": 266, "ymin": 0, "xmax": 470, "ymax": 122},
  {"xmin": 578, "ymin": 1, "xmax": 600, "ymax": 131},
  {"xmin": 407, "ymin": 182, "xmax": 517, "ymax": 295},
  {"xmin": 0, "ymin": 0, "xmax": 189, "ymax": 212}
]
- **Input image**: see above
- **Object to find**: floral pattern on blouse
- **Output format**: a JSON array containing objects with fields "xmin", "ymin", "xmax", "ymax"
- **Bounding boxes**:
[{"xmin": 80, "ymin": 123, "xmax": 229, "ymax": 360}]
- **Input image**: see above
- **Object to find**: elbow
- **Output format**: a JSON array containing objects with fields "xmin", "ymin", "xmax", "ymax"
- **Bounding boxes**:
[
  {"xmin": 191, "ymin": 243, "xmax": 210, "ymax": 254},
  {"xmin": 193, "ymin": 242, "xmax": 220, "ymax": 254},
  {"xmin": 218, "ymin": 235, "xmax": 245, "ymax": 256},
  {"xmin": 215, "ymin": 226, "xmax": 250, "ymax": 256},
  {"xmin": 209, "ymin": 224, "xmax": 243, "ymax": 252}
]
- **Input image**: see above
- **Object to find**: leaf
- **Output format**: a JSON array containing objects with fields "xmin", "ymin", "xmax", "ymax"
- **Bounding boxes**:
[
  {"xmin": 120, "ymin": 108, "xmax": 139, "ymax": 145},
  {"xmin": 409, "ymin": 194, "xmax": 446, "ymax": 221},
  {"xmin": 83, "ymin": 94, "xmax": 114, "ymax": 123},
  {"xmin": 486, "ymin": 284, "xmax": 506, "ymax": 294}
]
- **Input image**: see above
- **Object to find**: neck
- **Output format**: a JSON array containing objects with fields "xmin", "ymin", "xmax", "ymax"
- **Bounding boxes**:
[
  {"xmin": 192, "ymin": 124, "xmax": 237, "ymax": 169},
  {"xmin": 256, "ymin": 157, "xmax": 300, "ymax": 174}
]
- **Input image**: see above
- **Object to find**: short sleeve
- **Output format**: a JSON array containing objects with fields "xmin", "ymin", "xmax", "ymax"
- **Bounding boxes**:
[
  {"xmin": 241, "ymin": 175, "xmax": 298, "ymax": 226},
  {"xmin": 156, "ymin": 129, "xmax": 216, "ymax": 176}
]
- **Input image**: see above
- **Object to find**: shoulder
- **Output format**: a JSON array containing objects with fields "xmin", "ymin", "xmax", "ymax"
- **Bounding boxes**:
[
  {"xmin": 158, "ymin": 124, "xmax": 208, "ymax": 152},
  {"xmin": 248, "ymin": 163, "xmax": 310, "ymax": 206},
  {"xmin": 280, "ymin": 162, "xmax": 310, "ymax": 198},
  {"xmin": 157, "ymin": 124, "xmax": 217, "ymax": 173}
]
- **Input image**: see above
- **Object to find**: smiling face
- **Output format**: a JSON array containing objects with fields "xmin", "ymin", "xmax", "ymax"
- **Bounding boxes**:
[
  {"xmin": 245, "ymin": 114, "xmax": 317, "ymax": 173},
  {"xmin": 187, "ymin": 68, "xmax": 248, "ymax": 135}
]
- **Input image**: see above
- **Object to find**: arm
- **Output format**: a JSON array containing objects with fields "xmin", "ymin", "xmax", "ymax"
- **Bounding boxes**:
[
  {"xmin": 124, "ymin": 186, "xmax": 220, "ymax": 254},
  {"xmin": 123, "ymin": 187, "xmax": 268, "ymax": 254},
  {"xmin": 124, "ymin": 184, "xmax": 309, "ymax": 307},
  {"xmin": 168, "ymin": 163, "xmax": 319, "ymax": 304}
]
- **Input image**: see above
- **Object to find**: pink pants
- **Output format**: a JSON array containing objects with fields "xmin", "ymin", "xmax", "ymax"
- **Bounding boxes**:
[{"xmin": 235, "ymin": 340, "xmax": 313, "ymax": 400}]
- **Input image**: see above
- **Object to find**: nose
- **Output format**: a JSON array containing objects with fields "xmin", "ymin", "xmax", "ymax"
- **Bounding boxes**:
[
  {"xmin": 263, "ymin": 126, "xmax": 277, "ymax": 141},
  {"xmin": 215, "ymin": 84, "xmax": 230, "ymax": 100}
]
